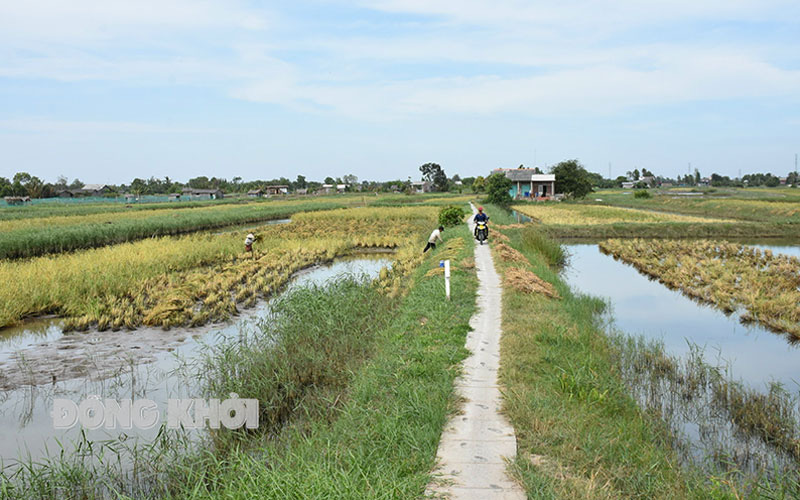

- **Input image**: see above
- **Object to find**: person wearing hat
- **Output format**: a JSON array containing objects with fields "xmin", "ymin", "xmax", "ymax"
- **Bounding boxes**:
[
  {"xmin": 423, "ymin": 226, "xmax": 444, "ymax": 253},
  {"xmin": 244, "ymin": 232, "xmax": 256, "ymax": 258},
  {"xmin": 473, "ymin": 206, "xmax": 489, "ymax": 238}
]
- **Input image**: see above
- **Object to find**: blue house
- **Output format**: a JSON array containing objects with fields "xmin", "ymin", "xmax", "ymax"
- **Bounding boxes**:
[{"xmin": 494, "ymin": 169, "xmax": 556, "ymax": 200}]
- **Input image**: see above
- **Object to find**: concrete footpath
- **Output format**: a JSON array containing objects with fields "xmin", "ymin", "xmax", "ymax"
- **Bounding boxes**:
[{"xmin": 426, "ymin": 205, "xmax": 525, "ymax": 499}]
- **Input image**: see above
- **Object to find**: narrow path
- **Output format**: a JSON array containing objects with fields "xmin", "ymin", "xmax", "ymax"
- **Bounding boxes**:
[{"xmin": 426, "ymin": 205, "xmax": 525, "ymax": 499}]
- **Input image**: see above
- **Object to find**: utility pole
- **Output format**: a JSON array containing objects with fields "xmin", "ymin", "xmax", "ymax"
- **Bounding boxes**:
[{"xmin": 608, "ymin": 162, "xmax": 612, "ymax": 180}]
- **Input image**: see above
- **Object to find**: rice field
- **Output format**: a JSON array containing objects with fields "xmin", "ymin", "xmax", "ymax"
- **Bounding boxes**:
[
  {"xmin": 512, "ymin": 203, "xmax": 732, "ymax": 225},
  {"xmin": 0, "ymin": 206, "xmax": 436, "ymax": 331},
  {"xmin": 599, "ymin": 238, "xmax": 800, "ymax": 337},
  {"xmin": 588, "ymin": 188, "xmax": 800, "ymax": 222},
  {"xmin": 0, "ymin": 198, "xmax": 355, "ymax": 259}
]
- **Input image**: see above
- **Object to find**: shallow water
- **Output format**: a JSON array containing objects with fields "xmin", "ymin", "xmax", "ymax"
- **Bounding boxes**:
[
  {"xmin": 509, "ymin": 210, "xmax": 533, "ymax": 223},
  {"xmin": 563, "ymin": 244, "xmax": 800, "ymax": 390},
  {"xmin": 564, "ymin": 243, "xmax": 800, "ymax": 473},
  {"xmin": 0, "ymin": 256, "xmax": 390, "ymax": 465}
]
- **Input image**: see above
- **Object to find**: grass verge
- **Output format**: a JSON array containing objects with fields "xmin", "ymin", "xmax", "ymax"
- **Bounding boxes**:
[
  {"xmin": 492, "ymin": 227, "xmax": 753, "ymax": 498},
  {"xmin": 1, "ymin": 221, "xmax": 479, "ymax": 499}
]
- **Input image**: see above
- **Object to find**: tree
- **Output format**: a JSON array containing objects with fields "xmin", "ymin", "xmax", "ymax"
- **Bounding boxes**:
[
  {"xmin": 419, "ymin": 162, "xmax": 448, "ymax": 192},
  {"xmin": 69, "ymin": 178, "xmax": 85, "ymax": 190},
  {"xmin": 295, "ymin": 175, "xmax": 307, "ymax": 190},
  {"xmin": 551, "ymin": 159, "xmax": 593, "ymax": 199},
  {"xmin": 472, "ymin": 175, "xmax": 486, "ymax": 193},
  {"xmin": 485, "ymin": 172, "xmax": 512, "ymax": 206},
  {"xmin": 343, "ymin": 174, "xmax": 358, "ymax": 185}
]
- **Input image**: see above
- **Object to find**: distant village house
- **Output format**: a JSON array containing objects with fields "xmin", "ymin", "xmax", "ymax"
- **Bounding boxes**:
[
  {"xmin": 411, "ymin": 181, "xmax": 432, "ymax": 193},
  {"xmin": 181, "ymin": 187, "xmax": 223, "ymax": 200},
  {"xmin": 494, "ymin": 168, "xmax": 556, "ymax": 200}
]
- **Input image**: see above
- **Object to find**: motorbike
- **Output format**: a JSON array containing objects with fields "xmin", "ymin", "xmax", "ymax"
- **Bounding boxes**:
[{"xmin": 475, "ymin": 221, "xmax": 488, "ymax": 245}]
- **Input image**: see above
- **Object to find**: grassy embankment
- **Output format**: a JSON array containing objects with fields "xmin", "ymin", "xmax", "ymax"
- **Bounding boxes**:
[
  {"xmin": 0, "ymin": 206, "xmax": 436, "ymax": 330},
  {"xmin": 489, "ymin": 223, "xmax": 777, "ymax": 499},
  {"xmin": 2, "ymin": 214, "xmax": 480, "ymax": 500}
]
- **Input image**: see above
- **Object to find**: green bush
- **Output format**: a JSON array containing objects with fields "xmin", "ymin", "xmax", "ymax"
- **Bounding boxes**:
[
  {"xmin": 634, "ymin": 190, "xmax": 651, "ymax": 199},
  {"xmin": 438, "ymin": 205, "xmax": 467, "ymax": 227}
]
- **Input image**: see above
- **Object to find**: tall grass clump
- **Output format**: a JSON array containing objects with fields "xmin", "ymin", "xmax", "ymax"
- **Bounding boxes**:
[
  {"xmin": 199, "ymin": 276, "xmax": 393, "ymax": 443},
  {"xmin": 520, "ymin": 226, "xmax": 566, "ymax": 268}
]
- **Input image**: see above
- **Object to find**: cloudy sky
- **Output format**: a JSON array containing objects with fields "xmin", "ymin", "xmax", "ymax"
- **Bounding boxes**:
[{"xmin": 1, "ymin": 0, "xmax": 798, "ymax": 184}]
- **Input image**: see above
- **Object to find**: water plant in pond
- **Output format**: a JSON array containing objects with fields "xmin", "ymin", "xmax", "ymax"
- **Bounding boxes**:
[
  {"xmin": 599, "ymin": 238, "xmax": 800, "ymax": 337},
  {"xmin": 611, "ymin": 333, "xmax": 800, "ymax": 490}
]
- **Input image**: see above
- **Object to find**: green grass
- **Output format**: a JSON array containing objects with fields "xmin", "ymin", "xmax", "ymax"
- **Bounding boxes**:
[
  {"xmin": 493, "ymin": 228, "xmax": 746, "ymax": 499},
  {"xmin": 1, "ymin": 224, "xmax": 479, "ymax": 499},
  {"xmin": 169, "ymin": 226, "xmax": 478, "ymax": 499},
  {"xmin": 0, "ymin": 198, "xmax": 349, "ymax": 259},
  {"xmin": 585, "ymin": 188, "xmax": 800, "ymax": 223}
]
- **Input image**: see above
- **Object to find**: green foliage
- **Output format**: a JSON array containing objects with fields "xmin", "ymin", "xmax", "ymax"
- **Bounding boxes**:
[
  {"xmin": 419, "ymin": 162, "xmax": 448, "ymax": 192},
  {"xmin": 438, "ymin": 205, "xmax": 467, "ymax": 227},
  {"xmin": 484, "ymin": 172, "xmax": 512, "ymax": 206},
  {"xmin": 551, "ymin": 159, "xmax": 593, "ymax": 199},
  {"xmin": 520, "ymin": 227, "xmax": 566, "ymax": 267},
  {"xmin": 634, "ymin": 189, "xmax": 651, "ymax": 199},
  {"xmin": 471, "ymin": 175, "xmax": 486, "ymax": 193}
]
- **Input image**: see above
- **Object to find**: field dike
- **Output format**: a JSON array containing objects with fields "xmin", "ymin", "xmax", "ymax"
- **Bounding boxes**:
[
  {"xmin": 490, "ymin": 225, "xmax": 800, "ymax": 498},
  {"xmin": 1, "ymin": 212, "xmax": 481, "ymax": 499}
]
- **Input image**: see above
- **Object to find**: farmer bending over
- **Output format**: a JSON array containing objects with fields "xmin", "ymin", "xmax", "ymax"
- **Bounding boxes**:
[
  {"xmin": 423, "ymin": 226, "xmax": 444, "ymax": 253},
  {"xmin": 244, "ymin": 233, "xmax": 256, "ymax": 258}
]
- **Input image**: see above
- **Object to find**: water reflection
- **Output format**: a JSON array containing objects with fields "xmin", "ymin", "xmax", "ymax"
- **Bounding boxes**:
[
  {"xmin": 0, "ymin": 256, "xmax": 390, "ymax": 465},
  {"xmin": 563, "ymin": 244, "xmax": 800, "ymax": 390}
]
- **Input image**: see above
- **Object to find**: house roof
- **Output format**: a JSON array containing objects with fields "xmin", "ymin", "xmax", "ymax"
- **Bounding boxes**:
[
  {"xmin": 83, "ymin": 184, "xmax": 108, "ymax": 191},
  {"xmin": 247, "ymin": 189, "xmax": 263, "ymax": 194},
  {"xmin": 503, "ymin": 169, "xmax": 555, "ymax": 182},
  {"xmin": 183, "ymin": 188, "xmax": 221, "ymax": 194}
]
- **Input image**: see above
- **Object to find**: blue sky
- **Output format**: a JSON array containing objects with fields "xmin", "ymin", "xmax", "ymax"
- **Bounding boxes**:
[{"xmin": 1, "ymin": 0, "xmax": 798, "ymax": 184}]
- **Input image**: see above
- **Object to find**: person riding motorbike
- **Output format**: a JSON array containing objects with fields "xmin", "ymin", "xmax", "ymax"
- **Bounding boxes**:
[{"xmin": 473, "ymin": 206, "xmax": 489, "ymax": 239}]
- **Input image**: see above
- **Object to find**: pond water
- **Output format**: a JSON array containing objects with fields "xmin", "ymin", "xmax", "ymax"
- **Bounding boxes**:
[
  {"xmin": 563, "ymin": 244, "xmax": 800, "ymax": 390},
  {"xmin": 509, "ymin": 210, "xmax": 533, "ymax": 223},
  {"xmin": 564, "ymin": 243, "xmax": 800, "ymax": 474},
  {"xmin": 0, "ymin": 256, "xmax": 390, "ymax": 466}
]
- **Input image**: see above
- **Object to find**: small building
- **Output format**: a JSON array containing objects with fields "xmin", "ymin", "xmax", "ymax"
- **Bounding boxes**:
[
  {"xmin": 82, "ymin": 184, "xmax": 111, "ymax": 196},
  {"xmin": 336, "ymin": 184, "xmax": 347, "ymax": 193},
  {"xmin": 621, "ymin": 181, "xmax": 635, "ymax": 189},
  {"xmin": 495, "ymin": 169, "xmax": 555, "ymax": 199},
  {"xmin": 58, "ymin": 190, "xmax": 76, "ymax": 198},
  {"xmin": 168, "ymin": 193, "xmax": 181, "ymax": 201},
  {"xmin": 124, "ymin": 193, "xmax": 138, "ymax": 202},
  {"xmin": 181, "ymin": 188, "xmax": 223, "ymax": 200},
  {"xmin": 4, "ymin": 196, "xmax": 31, "ymax": 205},
  {"xmin": 295, "ymin": 188, "xmax": 308, "ymax": 195},
  {"xmin": 247, "ymin": 189, "xmax": 264, "ymax": 198},
  {"xmin": 411, "ymin": 181, "xmax": 432, "ymax": 193},
  {"xmin": 265, "ymin": 185, "xmax": 289, "ymax": 196}
]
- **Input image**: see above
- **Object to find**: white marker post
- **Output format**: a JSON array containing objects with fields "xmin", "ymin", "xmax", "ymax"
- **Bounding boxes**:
[{"xmin": 443, "ymin": 259, "xmax": 451, "ymax": 300}]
